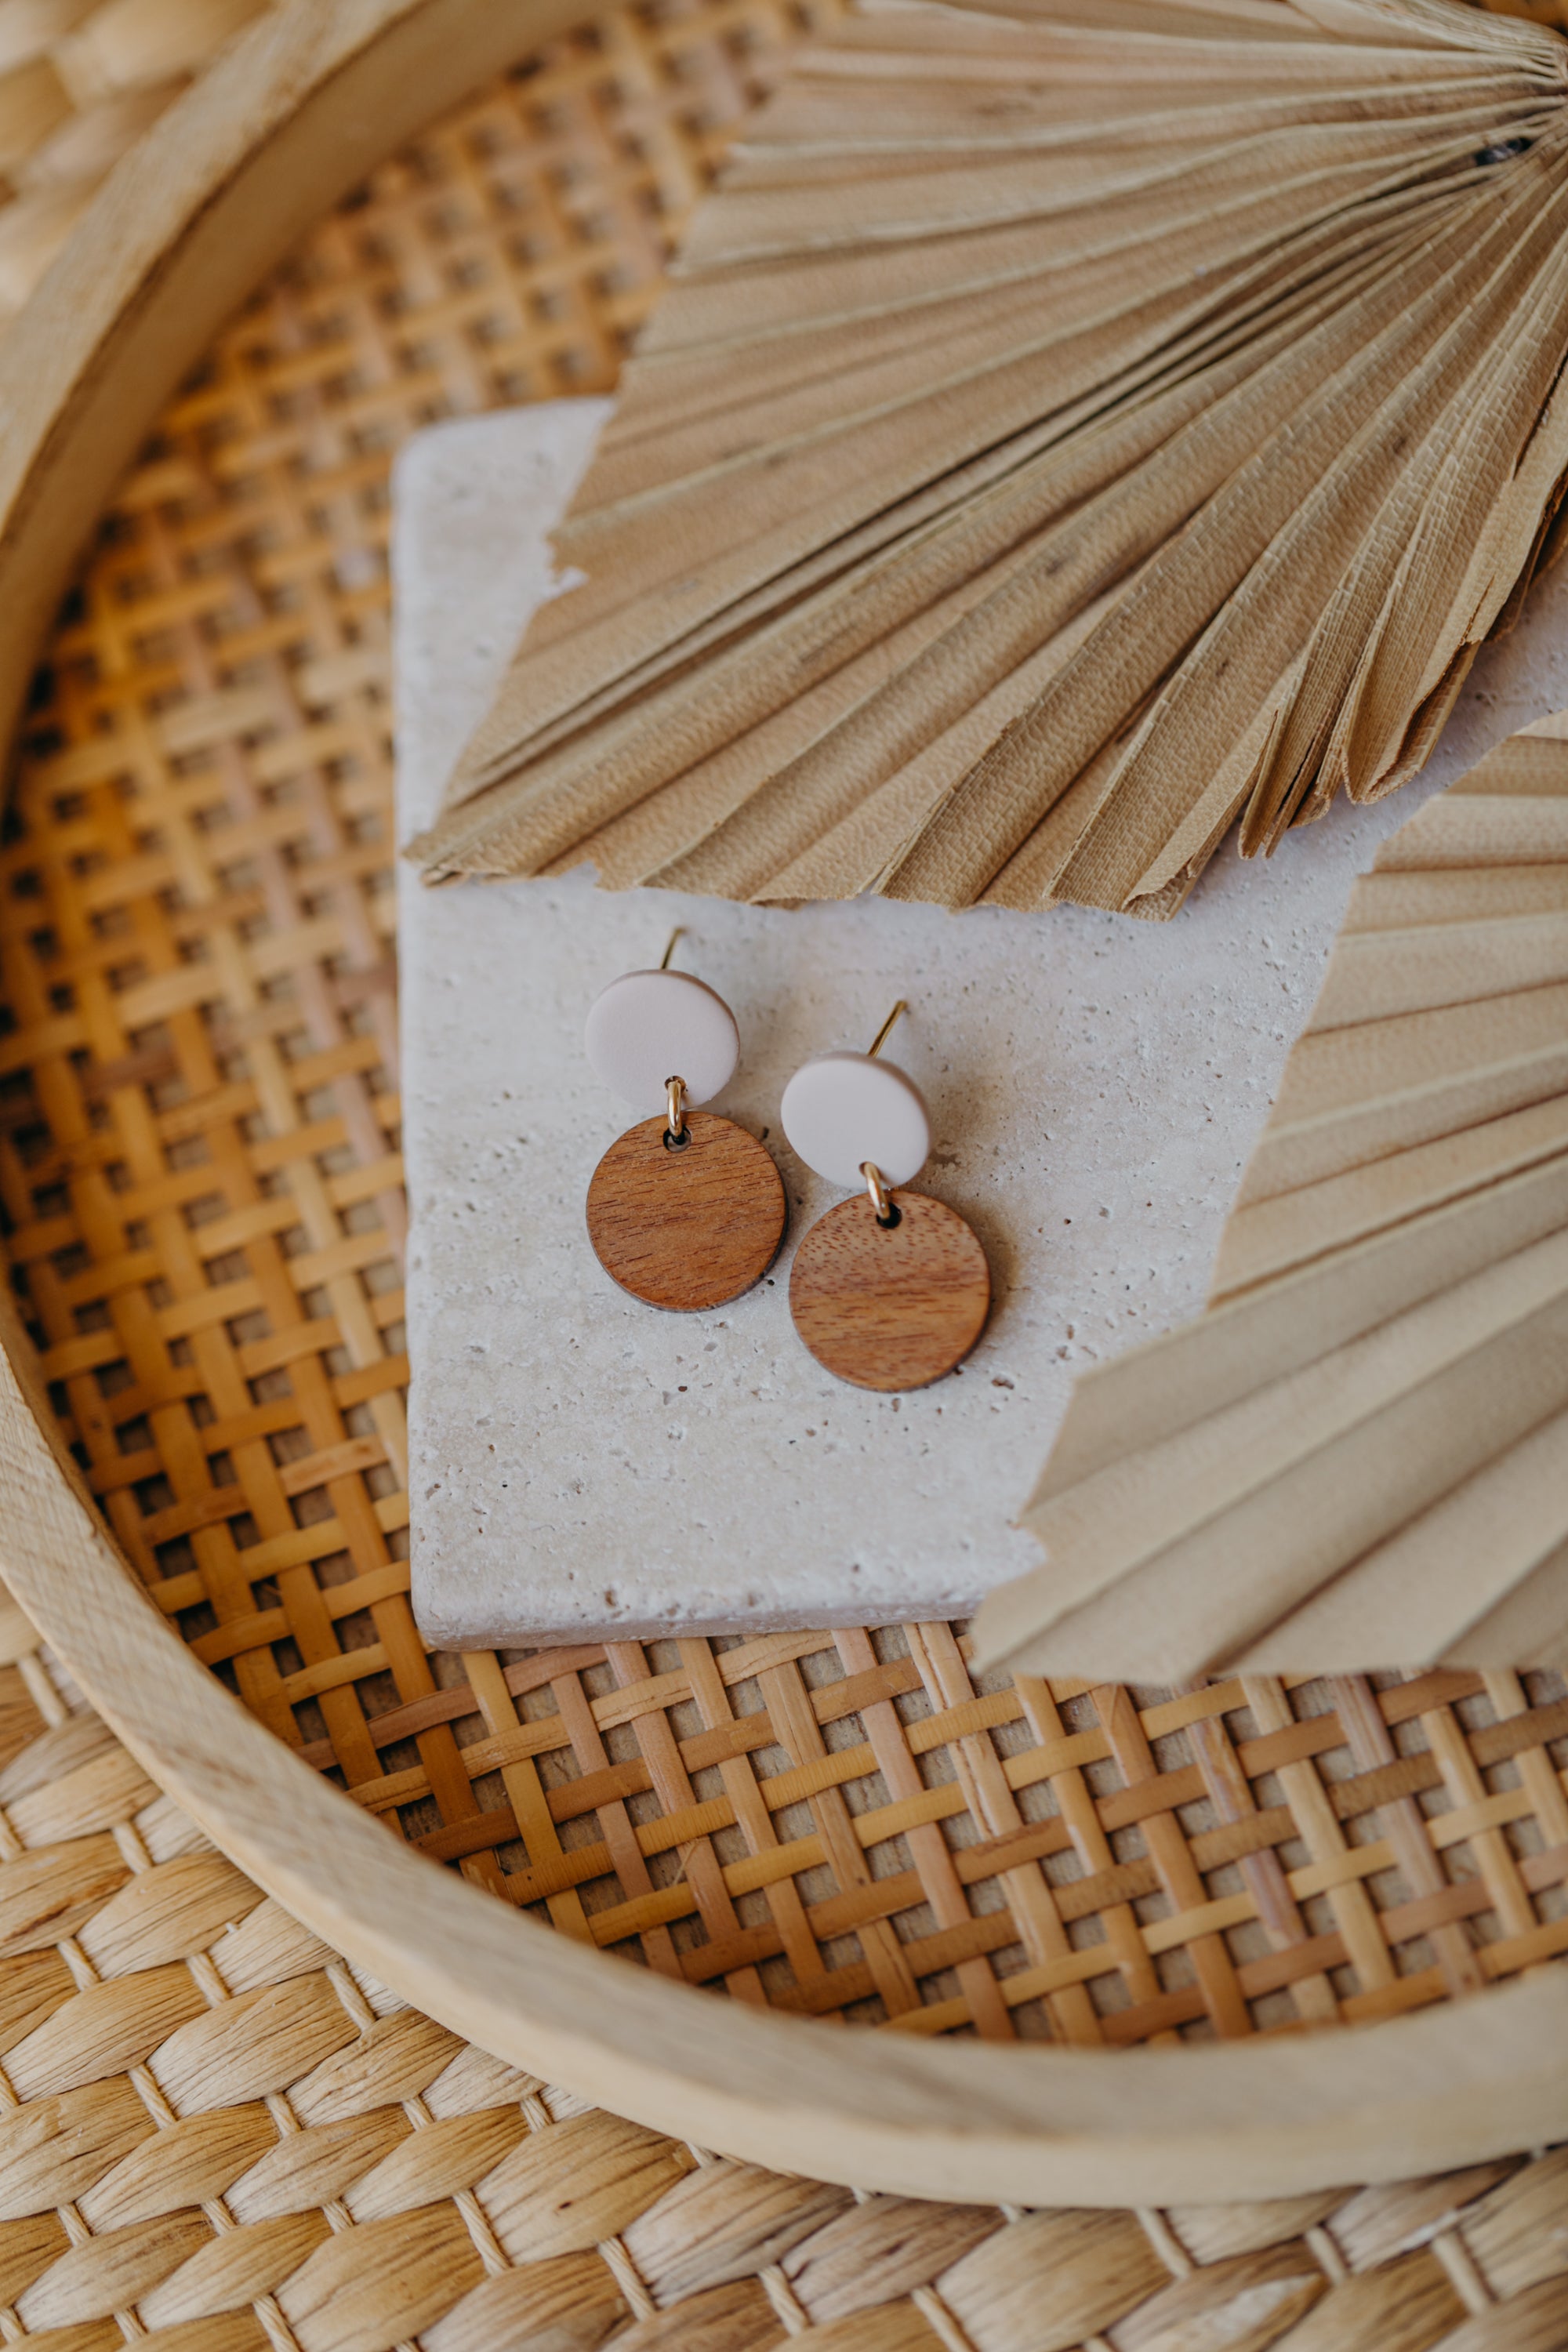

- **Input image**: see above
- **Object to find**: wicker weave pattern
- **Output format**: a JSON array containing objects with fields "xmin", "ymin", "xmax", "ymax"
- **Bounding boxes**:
[
  {"xmin": 0, "ymin": 1596, "xmax": 1555, "ymax": 2352},
  {"xmin": 0, "ymin": 0, "xmax": 285, "ymax": 326},
  {"xmin": 0, "ymin": 1599, "xmax": 1561, "ymax": 2352},
  {"xmin": 0, "ymin": 0, "xmax": 1548, "ymax": 348},
  {"xmin": 3, "ymin": 0, "xmax": 1568, "ymax": 2053}
]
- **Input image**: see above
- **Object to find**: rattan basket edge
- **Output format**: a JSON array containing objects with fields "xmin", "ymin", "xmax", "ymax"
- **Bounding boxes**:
[
  {"xmin": 13, "ymin": 1257, "xmax": 1568, "ymax": 2207},
  {"xmin": 0, "ymin": 0, "xmax": 590, "ymax": 772},
  {"xmin": 2, "ymin": 0, "xmax": 1567, "ymax": 2209}
]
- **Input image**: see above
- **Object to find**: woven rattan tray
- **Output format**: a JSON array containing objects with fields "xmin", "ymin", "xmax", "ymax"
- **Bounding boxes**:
[
  {"xmin": 2, "ymin": 0, "xmax": 1568, "ymax": 2212},
  {"xmin": 1, "ymin": 1599, "xmax": 1563, "ymax": 2351}
]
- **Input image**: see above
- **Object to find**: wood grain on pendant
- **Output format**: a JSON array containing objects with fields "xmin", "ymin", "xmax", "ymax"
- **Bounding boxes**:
[
  {"xmin": 587, "ymin": 1111, "xmax": 786, "ymax": 1310},
  {"xmin": 789, "ymin": 1191, "xmax": 990, "ymax": 1391}
]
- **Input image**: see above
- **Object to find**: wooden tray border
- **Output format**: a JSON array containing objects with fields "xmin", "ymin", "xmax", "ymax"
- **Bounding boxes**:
[{"xmin": 1, "ymin": 0, "xmax": 1566, "ymax": 2205}]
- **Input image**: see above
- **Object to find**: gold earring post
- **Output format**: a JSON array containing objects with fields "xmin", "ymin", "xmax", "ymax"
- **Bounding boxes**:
[
  {"xmin": 866, "ymin": 1000, "xmax": 908, "ymax": 1059},
  {"xmin": 659, "ymin": 927, "xmax": 685, "ymax": 971}
]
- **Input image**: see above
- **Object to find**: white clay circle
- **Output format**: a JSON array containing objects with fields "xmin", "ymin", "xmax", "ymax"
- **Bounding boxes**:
[
  {"xmin": 781, "ymin": 1052, "xmax": 931, "ymax": 1190},
  {"xmin": 584, "ymin": 970, "xmax": 739, "ymax": 1116}
]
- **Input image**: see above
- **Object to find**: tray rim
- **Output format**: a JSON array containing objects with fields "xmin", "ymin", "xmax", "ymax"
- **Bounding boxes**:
[{"xmin": 1, "ymin": 0, "xmax": 1565, "ymax": 2206}]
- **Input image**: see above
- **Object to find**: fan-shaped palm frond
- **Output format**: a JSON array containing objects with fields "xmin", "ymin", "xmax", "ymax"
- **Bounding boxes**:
[
  {"xmin": 414, "ymin": 0, "xmax": 1568, "ymax": 918},
  {"xmin": 975, "ymin": 710, "xmax": 1568, "ymax": 1677}
]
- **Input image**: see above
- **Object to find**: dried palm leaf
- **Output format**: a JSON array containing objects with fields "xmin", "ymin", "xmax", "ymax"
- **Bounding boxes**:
[
  {"xmin": 973, "ymin": 711, "xmax": 1568, "ymax": 1677},
  {"xmin": 412, "ymin": 0, "xmax": 1568, "ymax": 917}
]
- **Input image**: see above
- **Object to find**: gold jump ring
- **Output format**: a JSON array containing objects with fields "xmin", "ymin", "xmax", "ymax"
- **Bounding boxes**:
[{"xmin": 861, "ymin": 1160, "xmax": 892, "ymax": 1221}]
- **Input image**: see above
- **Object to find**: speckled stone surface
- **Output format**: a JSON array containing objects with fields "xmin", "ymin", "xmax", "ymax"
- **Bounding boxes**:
[{"xmin": 397, "ymin": 406, "xmax": 1568, "ymax": 1646}]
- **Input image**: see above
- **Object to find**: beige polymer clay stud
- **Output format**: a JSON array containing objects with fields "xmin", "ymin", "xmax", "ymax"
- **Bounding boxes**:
[
  {"xmin": 583, "ymin": 932, "xmax": 786, "ymax": 1312},
  {"xmin": 781, "ymin": 1003, "xmax": 989, "ymax": 1392}
]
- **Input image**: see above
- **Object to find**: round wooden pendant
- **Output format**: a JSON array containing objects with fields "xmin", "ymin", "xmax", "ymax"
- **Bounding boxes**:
[
  {"xmin": 586, "ymin": 1112, "xmax": 786, "ymax": 1311},
  {"xmin": 789, "ymin": 1191, "xmax": 990, "ymax": 1392}
]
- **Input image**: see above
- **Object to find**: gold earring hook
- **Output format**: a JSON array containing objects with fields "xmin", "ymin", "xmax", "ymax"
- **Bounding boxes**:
[
  {"xmin": 659, "ymin": 927, "xmax": 684, "ymax": 971},
  {"xmin": 866, "ymin": 1000, "xmax": 908, "ymax": 1059}
]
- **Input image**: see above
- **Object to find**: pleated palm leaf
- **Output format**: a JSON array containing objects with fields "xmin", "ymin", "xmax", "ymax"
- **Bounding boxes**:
[
  {"xmin": 414, "ymin": 0, "xmax": 1568, "ymax": 918},
  {"xmin": 974, "ymin": 711, "xmax": 1568, "ymax": 1679}
]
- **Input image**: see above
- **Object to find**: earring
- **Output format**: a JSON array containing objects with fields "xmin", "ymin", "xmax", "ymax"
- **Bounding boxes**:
[
  {"xmin": 584, "ymin": 930, "xmax": 786, "ymax": 1312},
  {"xmin": 781, "ymin": 1003, "xmax": 990, "ymax": 1392}
]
